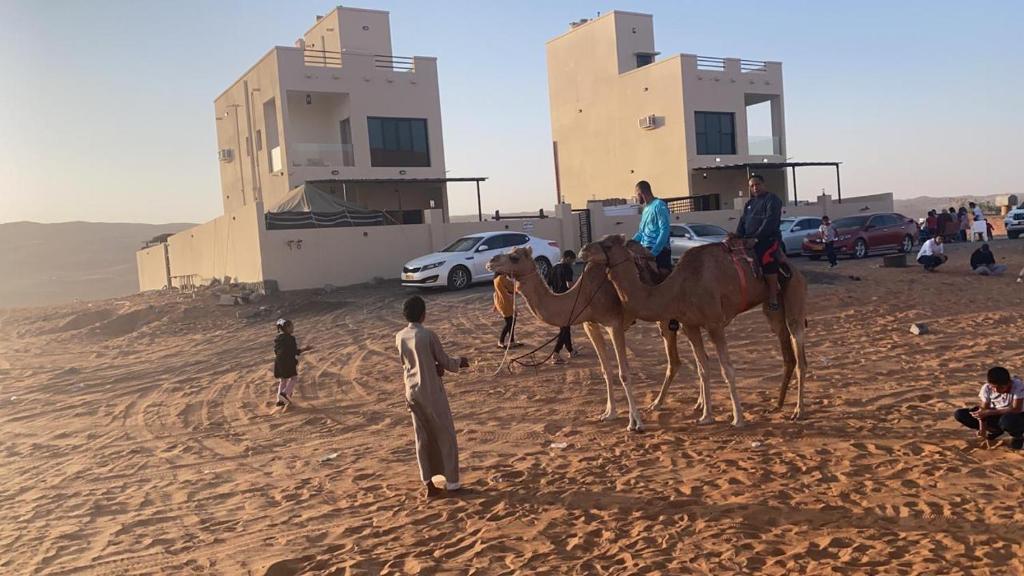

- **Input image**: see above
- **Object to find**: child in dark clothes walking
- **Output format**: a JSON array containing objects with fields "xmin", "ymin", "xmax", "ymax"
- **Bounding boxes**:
[{"xmin": 273, "ymin": 318, "xmax": 313, "ymax": 407}]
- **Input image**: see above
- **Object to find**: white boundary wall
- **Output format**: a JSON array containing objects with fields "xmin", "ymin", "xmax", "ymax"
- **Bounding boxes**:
[{"xmin": 137, "ymin": 193, "xmax": 893, "ymax": 293}]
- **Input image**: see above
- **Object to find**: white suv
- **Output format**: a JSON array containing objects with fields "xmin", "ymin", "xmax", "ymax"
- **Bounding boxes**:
[
  {"xmin": 401, "ymin": 231, "xmax": 561, "ymax": 290},
  {"xmin": 1005, "ymin": 207, "xmax": 1024, "ymax": 239}
]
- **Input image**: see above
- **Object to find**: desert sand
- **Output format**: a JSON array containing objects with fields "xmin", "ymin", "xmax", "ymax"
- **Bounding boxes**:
[{"xmin": 3, "ymin": 240, "xmax": 1024, "ymax": 575}]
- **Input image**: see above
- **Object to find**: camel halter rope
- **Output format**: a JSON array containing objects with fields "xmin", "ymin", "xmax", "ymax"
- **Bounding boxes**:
[{"xmin": 496, "ymin": 261, "xmax": 611, "ymax": 373}]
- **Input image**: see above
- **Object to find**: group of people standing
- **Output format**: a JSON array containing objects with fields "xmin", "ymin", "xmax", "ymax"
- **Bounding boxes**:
[{"xmin": 923, "ymin": 203, "xmax": 992, "ymax": 243}]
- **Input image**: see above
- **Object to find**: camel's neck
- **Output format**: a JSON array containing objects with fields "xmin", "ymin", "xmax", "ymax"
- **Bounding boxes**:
[
  {"xmin": 515, "ymin": 266, "xmax": 596, "ymax": 327},
  {"xmin": 607, "ymin": 257, "xmax": 684, "ymax": 321}
]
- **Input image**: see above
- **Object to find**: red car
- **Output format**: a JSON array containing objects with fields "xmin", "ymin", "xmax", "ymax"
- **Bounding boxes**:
[{"xmin": 802, "ymin": 212, "xmax": 918, "ymax": 260}]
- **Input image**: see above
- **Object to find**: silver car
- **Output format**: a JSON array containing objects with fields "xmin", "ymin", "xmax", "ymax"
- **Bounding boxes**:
[
  {"xmin": 669, "ymin": 223, "xmax": 730, "ymax": 263},
  {"xmin": 780, "ymin": 216, "xmax": 822, "ymax": 255}
]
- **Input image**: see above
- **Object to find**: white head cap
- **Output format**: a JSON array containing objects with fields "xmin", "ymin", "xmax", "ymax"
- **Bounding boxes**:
[{"xmin": 275, "ymin": 318, "xmax": 290, "ymax": 327}]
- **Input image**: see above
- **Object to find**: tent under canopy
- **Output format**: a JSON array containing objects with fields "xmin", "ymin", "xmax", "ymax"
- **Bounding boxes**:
[{"xmin": 265, "ymin": 184, "xmax": 387, "ymax": 229}]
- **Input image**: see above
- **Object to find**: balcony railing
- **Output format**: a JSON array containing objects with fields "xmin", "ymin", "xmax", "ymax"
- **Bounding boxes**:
[
  {"xmin": 289, "ymin": 143, "xmax": 354, "ymax": 168},
  {"xmin": 695, "ymin": 56, "xmax": 726, "ymax": 71},
  {"xmin": 740, "ymin": 59, "xmax": 768, "ymax": 72},
  {"xmin": 664, "ymin": 194, "xmax": 721, "ymax": 213},
  {"xmin": 694, "ymin": 55, "xmax": 769, "ymax": 73},
  {"xmin": 374, "ymin": 54, "xmax": 415, "ymax": 72},
  {"xmin": 303, "ymin": 48, "xmax": 342, "ymax": 68}
]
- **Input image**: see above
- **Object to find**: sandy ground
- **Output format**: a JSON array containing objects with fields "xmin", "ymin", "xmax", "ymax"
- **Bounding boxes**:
[{"xmin": 3, "ymin": 240, "xmax": 1024, "ymax": 575}]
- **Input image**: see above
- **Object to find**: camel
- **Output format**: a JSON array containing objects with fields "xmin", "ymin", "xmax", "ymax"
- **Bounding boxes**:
[
  {"xmin": 579, "ymin": 235, "xmax": 808, "ymax": 426},
  {"xmin": 485, "ymin": 246, "xmax": 684, "ymax": 432}
]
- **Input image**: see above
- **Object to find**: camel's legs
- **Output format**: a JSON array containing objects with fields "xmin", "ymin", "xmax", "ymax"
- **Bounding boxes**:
[
  {"xmin": 781, "ymin": 277, "xmax": 809, "ymax": 421},
  {"xmin": 768, "ymin": 311, "xmax": 797, "ymax": 412},
  {"xmin": 681, "ymin": 325, "xmax": 713, "ymax": 424},
  {"xmin": 649, "ymin": 320, "xmax": 683, "ymax": 410},
  {"xmin": 583, "ymin": 321, "xmax": 617, "ymax": 421},
  {"xmin": 785, "ymin": 312, "xmax": 808, "ymax": 422},
  {"xmin": 707, "ymin": 325, "xmax": 745, "ymax": 427},
  {"xmin": 608, "ymin": 325, "xmax": 643, "ymax": 432}
]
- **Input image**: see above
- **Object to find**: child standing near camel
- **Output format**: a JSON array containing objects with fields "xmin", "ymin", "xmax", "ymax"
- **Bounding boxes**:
[
  {"xmin": 396, "ymin": 296, "xmax": 470, "ymax": 498},
  {"xmin": 494, "ymin": 273, "xmax": 518, "ymax": 348},
  {"xmin": 273, "ymin": 318, "xmax": 312, "ymax": 407}
]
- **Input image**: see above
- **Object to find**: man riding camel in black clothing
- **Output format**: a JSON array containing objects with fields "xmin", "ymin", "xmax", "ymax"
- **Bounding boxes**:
[{"xmin": 735, "ymin": 174, "xmax": 784, "ymax": 311}]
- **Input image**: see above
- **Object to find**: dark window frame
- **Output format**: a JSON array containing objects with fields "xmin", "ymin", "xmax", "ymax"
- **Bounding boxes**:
[
  {"xmin": 367, "ymin": 116, "xmax": 431, "ymax": 167},
  {"xmin": 636, "ymin": 53, "xmax": 655, "ymax": 68},
  {"xmin": 694, "ymin": 111, "xmax": 736, "ymax": 155}
]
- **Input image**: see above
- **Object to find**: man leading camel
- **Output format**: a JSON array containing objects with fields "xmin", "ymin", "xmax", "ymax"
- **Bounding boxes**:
[{"xmin": 736, "ymin": 174, "xmax": 784, "ymax": 311}]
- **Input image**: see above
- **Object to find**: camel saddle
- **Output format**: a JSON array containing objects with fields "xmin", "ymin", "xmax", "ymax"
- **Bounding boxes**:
[{"xmin": 724, "ymin": 237, "xmax": 791, "ymax": 282}]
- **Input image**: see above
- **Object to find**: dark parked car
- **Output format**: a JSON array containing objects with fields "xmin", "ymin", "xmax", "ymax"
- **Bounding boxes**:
[{"xmin": 802, "ymin": 213, "xmax": 918, "ymax": 260}]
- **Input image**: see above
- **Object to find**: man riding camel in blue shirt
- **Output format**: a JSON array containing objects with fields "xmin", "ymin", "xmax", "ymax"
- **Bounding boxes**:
[
  {"xmin": 632, "ymin": 180, "xmax": 673, "ymax": 272},
  {"xmin": 632, "ymin": 180, "xmax": 679, "ymax": 331}
]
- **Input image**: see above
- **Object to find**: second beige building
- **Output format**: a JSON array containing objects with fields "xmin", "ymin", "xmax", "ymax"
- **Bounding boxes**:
[{"xmin": 547, "ymin": 11, "xmax": 788, "ymax": 209}]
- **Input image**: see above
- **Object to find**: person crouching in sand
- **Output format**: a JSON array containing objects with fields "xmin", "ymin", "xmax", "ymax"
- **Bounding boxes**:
[
  {"xmin": 274, "ymin": 318, "xmax": 312, "ymax": 407},
  {"xmin": 953, "ymin": 366, "xmax": 1024, "ymax": 450},
  {"xmin": 396, "ymin": 296, "xmax": 470, "ymax": 498}
]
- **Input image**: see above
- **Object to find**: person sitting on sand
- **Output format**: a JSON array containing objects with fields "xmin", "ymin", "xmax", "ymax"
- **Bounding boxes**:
[
  {"xmin": 953, "ymin": 366, "xmax": 1024, "ymax": 450},
  {"xmin": 970, "ymin": 243, "xmax": 1007, "ymax": 276},
  {"xmin": 396, "ymin": 296, "xmax": 470, "ymax": 498},
  {"xmin": 273, "ymin": 319, "xmax": 312, "ymax": 407},
  {"xmin": 916, "ymin": 235, "xmax": 947, "ymax": 272}
]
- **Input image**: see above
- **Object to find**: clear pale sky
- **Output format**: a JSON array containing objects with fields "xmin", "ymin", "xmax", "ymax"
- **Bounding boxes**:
[{"xmin": 1, "ymin": 1, "xmax": 1021, "ymax": 224}]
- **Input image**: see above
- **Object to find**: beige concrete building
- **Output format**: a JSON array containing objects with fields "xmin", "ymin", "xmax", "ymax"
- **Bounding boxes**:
[
  {"xmin": 215, "ymin": 6, "xmax": 450, "ymax": 223},
  {"xmin": 547, "ymin": 11, "xmax": 790, "ymax": 209}
]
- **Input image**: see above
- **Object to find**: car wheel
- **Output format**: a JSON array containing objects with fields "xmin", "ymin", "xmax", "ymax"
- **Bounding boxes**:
[
  {"xmin": 446, "ymin": 266, "xmax": 471, "ymax": 290},
  {"xmin": 808, "ymin": 255, "xmax": 822, "ymax": 261},
  {"xmin": 853, "ymin": 238, "xmax": 868, "ymax": 259},
  {"xmin": 534, "ymin": 257, "xmax": 552, "ymax": 279},
  {"xmin": 1010, "ymin": 231, "xmax": 1020, "ymax": 240},
  {"xmin": 899, "ymin": 235, "xmax": 914, "ymax": 253}
]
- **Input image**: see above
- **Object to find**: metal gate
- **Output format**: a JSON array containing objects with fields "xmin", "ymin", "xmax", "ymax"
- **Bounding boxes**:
[{"xmin": 574, "ymin": 208, "xmax": 592, "ymax": 248}]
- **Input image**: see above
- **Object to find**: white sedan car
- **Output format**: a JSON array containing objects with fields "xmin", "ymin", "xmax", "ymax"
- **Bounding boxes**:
[{"xmin": 401, "ymin": 231, "xmax": 561, "ymax": 290}]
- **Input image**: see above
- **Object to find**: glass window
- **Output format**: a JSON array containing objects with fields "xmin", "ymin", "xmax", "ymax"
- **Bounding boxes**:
[
  {"xmin": 833, "ymin": 216, "xmax": 870, "ymax": 229},
  {"xmin": 441, "ymin": 237, "xmax": 482, "ymax": 252},
  {"xmin": 694, "ymin": 112, "xmax": 736, "ymax": 155},
  {"xmin": 670, "ymin": 226, "xmax": 690, "ymax": 238},
  {"xmin": 481, "ymin": 234, "xmax": 512, "ymax": 250},
  {"xmin": 871, "ymin": 215, "xmax": 898, "ymax": 227},
  {"xmin": 688, "ymin": 224, "xmax": 728, "ymax": 237},
  {"xmin": 636, "ymin": 53, "xmax": 654, "ymax": 68},
  {"xmin": 367, "ymin": 117, "xmax": 430, "ymax": 167}
]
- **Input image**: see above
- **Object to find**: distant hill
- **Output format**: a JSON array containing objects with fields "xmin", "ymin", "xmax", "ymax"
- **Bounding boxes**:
[
  {"xmin": 0, "ymin": 221, "xmax": 194, "ymax": 308},
  {"xmin": 893, "ymin": 194, "xmax": 1009, "ymax": 219}
]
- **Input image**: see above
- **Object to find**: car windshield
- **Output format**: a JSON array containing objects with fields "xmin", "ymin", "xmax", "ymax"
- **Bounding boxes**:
[
  {"xmin": 688, "ymin": 224, "xmax": 729, "ymax": 237},
  {"xmin": 441, "ymin": 237, "xmax": 483, "ymax": 252},
  {"xmin": 779, "ymin": 218, "xmax": 795, "ymax": 229},
  {"xmin": 832, "ymin": 216, "xmax": 870, "ymax": 229}
]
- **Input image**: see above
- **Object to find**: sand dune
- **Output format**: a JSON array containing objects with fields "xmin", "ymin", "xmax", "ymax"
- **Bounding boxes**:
[
  {"xmin": 0, "ymin": 221, "xmax": 193, "ymax": 308},
  {"xmin": 2, "ymin": 240, "xmax": 1023, "ymax": 574}
]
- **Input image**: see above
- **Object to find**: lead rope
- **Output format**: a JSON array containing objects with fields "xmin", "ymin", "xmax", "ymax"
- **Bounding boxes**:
[{"xmin": 506, "ymin": 266, "xmax": 610, "ymax": 372}]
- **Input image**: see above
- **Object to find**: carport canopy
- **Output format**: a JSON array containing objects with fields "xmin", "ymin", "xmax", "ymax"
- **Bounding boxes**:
[{"xmin": 690, "ymin": 161, "xmax": 843, "ymax": 204}]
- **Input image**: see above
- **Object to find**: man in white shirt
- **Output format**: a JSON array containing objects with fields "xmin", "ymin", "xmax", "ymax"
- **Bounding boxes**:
[
  {"xmin": 969, "ymin": 202, "xmax": 985, "ymax": 221},
  {"xmin": 916, "ymin": 235, "xmax": 947, "ymax": 272},
  {"xmin": 953, "ymin": 366, "xmax": 1024, "ymax": 450}
]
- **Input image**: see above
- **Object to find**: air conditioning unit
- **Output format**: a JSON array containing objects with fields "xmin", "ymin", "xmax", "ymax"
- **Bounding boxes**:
[
  {"xmin": 218, "ymin": 148, "xmax": 233, "ymax": 163},
  {"xmin": 638, "ymin": 114, "xmax": 656, "ymax": 130}
]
